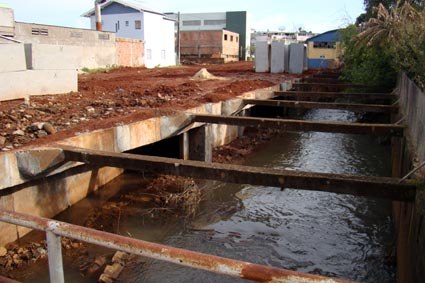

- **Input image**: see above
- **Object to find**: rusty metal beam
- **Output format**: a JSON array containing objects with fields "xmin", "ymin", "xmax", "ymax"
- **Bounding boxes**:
[
  {"xmin": 304, "ymin": 78, "xmax": 346, "ymax": 84},
  {"xmin": 0, "ymin": 210, "xmax": 354, "ymax": 283},
  {"xmin": 243, "ymin": 99, "xmax": 398, "ymax": 113},
  {"xmin": 59, "ymin": 146, "xmax": 416, "ymax": 201},
  {"xmin": 293, "ymin": 82, "xmax": 372, "ymax": 89},
  {"xmin": 274, "ymin": 91, "xmax": 397, "ymax": 102},
  {"xmin": 191, "ymin": 114, "xmax": 404, "ymax": 136}
]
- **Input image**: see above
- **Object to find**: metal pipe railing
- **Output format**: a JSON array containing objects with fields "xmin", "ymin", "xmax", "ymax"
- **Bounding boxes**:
[{"xmin": 0, "ymin": 210, "xmax": 354, "ymax": 283}]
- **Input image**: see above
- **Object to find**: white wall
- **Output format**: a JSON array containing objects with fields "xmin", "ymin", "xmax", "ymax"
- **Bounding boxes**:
[
  {"xmin": 90, "ymin": 13, "xmax": 144, "ymax": 40},
  {"xmin": 143, "ymin": 13, "xmax": 175, "ymax": 68}
]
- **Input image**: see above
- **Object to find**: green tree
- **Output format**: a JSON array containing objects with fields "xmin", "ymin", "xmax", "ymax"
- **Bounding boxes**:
[
  {"xmin": 340, "ymin": 25, "xmax": 397, "ymax": 87},
  {"xmin": 357, "ymin": 0, "xmax": 424, "ymax": 24}
]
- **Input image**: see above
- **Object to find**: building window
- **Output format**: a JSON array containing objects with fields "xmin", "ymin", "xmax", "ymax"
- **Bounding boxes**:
[
  {"xmin": 224, "ymin": 34, "xmax": 228, "ymax": 41},
  {"xmin": 125, "ymin": 21, "xmax": 129, "ymax": 27},
  {"xmin": 31, "ymin": 28, "xmax": 48, "ymax": 36},
  {"xmin": 313, "ymin": 41, "xmax": 336, "ymax": 49},
  {"xmin": 98, "ymin": 33, "xmax": 110, "ymax": 40},
  {"xmin": 204, "ymin": 19, "xmax": 226, "ymax": 25},
  {"xmin": 161, "ymin": 50, "xmax": 166, "ymax": 60},
  {"xmin": 230, "ymin": 35, "xmax": 234, "ymax": 42},
  {"xmin": 135, "ymin": 20, "xmax": 142, "ymax": 30},
  {"xmin": 70, "ymin": 31, "xmax": 83, "ymax": 38},
  {"xmin": 147, "ymin": 49, "xmax": 152, "ymax": 60},
  {"xmin": 236, "ymin": 36, "xmax": 239, "ymax": 43},
  {"xmin": 182, "ymin": 20, "xmax": 201, "ymax": 26}
]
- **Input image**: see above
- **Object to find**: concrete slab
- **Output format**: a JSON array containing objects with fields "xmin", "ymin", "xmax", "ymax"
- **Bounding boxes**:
[
  {"xmin": 271, "ymin": 41, "xmax": 285, "ymax": 73},
  {"xmin": 26, "ymin": 44, "xmax": 79, "ymax": 70},
  {"xmin": 255, "ymin": 41, "xmax": 269, "ymax": 73},
  {"xmin": 289, "ymin": 43, "xmax": 305, "ymax": 74},
  {"xmin": 0, "ymin": 44, "xmax": 27, "ymax": 73},
  {"xmin": 0, "ymin": 69, "xmax": 78, "ymax": 101}
]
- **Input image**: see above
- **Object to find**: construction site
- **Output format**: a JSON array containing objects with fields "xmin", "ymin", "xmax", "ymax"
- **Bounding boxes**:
[{"xmin": 1, "ymin": 1, "xmax": 425, "ymax": 283}]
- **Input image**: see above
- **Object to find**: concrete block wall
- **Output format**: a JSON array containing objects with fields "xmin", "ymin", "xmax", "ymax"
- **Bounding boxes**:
[
  {"xmin": 255, "ymin": 41, "xmax": 269, "ymax": 73},
  {"xmin": 25, "ymin": 44, "xmax": 79, "ymax": 70},
  {"xmin": 271, "ymin": 41, "xmax": 285, "ymax": 73},
  {"xmin": 0, "ymin": 42, "xmax": 78, "ymax": 102},
  {"xmin": 289, "ymin": 43, "xmax": 305, "ymax": 74},
  {"xmin": 14, "ymin": 22, "xmax": 117, "ymax": 70},
  {"xmin": 0, "ymin": 43, "xmax": 26, "ymax": 72}
]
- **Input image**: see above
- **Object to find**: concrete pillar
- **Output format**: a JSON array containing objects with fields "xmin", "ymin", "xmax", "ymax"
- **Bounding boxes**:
[
  {"xmin": 255, "ymin": 41, "xmax": 269, "ymax": 73},
  {"xmin": 180, "ymin": 132, "xmax": 189, "ymax": 160},
  {"xmin": 289, "ymin": 43, "xmax": 305, "ymax": 74},
  {"xmin": 271, "ymin": 41, "xmax": 285, "ymax": 74},
  {"xmin": 188, "ymin": 125, "xmax": 212, "ymax": 162}
]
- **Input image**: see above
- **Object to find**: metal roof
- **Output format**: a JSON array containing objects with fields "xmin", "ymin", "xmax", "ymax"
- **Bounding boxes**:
[{"xmin": 306, "ymin": 29, "xmax": 341, "ymax": 43}]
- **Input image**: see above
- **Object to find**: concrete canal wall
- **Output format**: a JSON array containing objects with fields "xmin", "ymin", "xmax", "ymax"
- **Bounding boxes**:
[
  {"xmin": 0, "ymin": 85, "xmax": 279, "ymax": 246},
  {"xmin": 394, "ymin": 73, "xmax": 425, "ymax": 282}
]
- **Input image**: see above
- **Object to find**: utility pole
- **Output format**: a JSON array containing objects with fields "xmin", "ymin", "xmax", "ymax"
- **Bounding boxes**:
[
  {"xmin": 177, "ymin": 12, "xmax": 181, "ymax": 65},
  {"xmin": 95, "ymin": 0, "xmax": 102, "ymax": 31}
]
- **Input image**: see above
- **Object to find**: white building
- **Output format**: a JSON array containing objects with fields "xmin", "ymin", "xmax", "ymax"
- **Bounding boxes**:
[{"xmin": 83, "ymin": 0, "xmax": 175, "ymax": 68}]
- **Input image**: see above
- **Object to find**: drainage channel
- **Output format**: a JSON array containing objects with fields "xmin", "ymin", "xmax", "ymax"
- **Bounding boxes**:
[
  {"xmin": 9, "ymin": 105, "xmax": 396, "ymax": 282},
  {"xmin": 0, "ymin": 76, "xmax": 410, "ymax": 282}
]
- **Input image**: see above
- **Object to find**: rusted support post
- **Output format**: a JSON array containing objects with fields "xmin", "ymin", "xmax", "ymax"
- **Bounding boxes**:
[
  {"xmin": 188, "ymin": 125, "xmax": 212, "ymax": 162},
  {"xmin": 46, "ymin": 229, "xmax": 64, "ymax": 283},
  {"xmin": 180, "ymin": 132, "xmax": 189, "ymax": 160}
]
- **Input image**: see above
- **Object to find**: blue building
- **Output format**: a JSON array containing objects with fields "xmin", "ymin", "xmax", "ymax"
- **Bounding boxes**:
[{"xmin": 306, "ymin": 29, "xmax": 342, "ymax": 69}]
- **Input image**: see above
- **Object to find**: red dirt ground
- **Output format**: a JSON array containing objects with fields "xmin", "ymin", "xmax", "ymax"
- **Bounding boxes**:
[{"xmin": 0, "ymin": 62, "xmax": 304, "ymax": 150}]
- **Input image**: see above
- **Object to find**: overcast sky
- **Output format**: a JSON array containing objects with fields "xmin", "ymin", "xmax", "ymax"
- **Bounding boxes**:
[{"xmin": 1, "ymin": 0, "xmax": 364, "ymax": 33}]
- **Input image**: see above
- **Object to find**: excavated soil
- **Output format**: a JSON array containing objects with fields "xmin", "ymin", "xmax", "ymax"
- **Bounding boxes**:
[{"xmin": 0, "ymin": 62, "xmax": 302, "ymax": 151}]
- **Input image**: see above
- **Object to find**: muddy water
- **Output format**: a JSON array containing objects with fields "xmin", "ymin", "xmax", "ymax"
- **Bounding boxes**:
[{"xmin": 24, "ymin": 109, "xmax": 395, "ymax": 282}]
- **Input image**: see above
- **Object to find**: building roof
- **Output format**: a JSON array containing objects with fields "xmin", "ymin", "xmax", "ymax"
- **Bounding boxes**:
[
  {"xmin": 82, "ymin": 0, "xmax": 165, "ymax": 17},
  {"xmin": 306, "ymin": 29, "xmax": 341, "ymax": 43}
]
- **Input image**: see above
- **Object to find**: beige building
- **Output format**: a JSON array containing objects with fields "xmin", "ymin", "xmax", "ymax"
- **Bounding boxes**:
[{"xmin": 180, "ymin": 29, "xmax": 239, "ymax": 63}]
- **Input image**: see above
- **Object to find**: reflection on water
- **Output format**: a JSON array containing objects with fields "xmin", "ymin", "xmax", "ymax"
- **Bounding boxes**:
[{"xmin": 124, "ymin": 109, "xmax": 395, "ymax": 283}]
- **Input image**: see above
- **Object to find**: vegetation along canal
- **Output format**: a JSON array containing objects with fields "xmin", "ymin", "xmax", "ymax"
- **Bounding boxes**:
[{"xmin": 20, "ymin": 108, "xmax": 395, "ymax": 282}]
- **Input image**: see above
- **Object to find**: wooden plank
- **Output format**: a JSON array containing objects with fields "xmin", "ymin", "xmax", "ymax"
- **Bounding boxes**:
[
  {"xmin": 191, "ymin": 114, "xmax": 404, "ymax": 136},
  {"xmin": 59, "ymin": 145, "xmax": 416, "ymax": 201},
  {"xmin": 243, "ymin": 99, "xmax": 398, "ymax": 113},
  {"xmin": 274, "ymin": 91, "xmax": 397, "ymax": 101}
]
